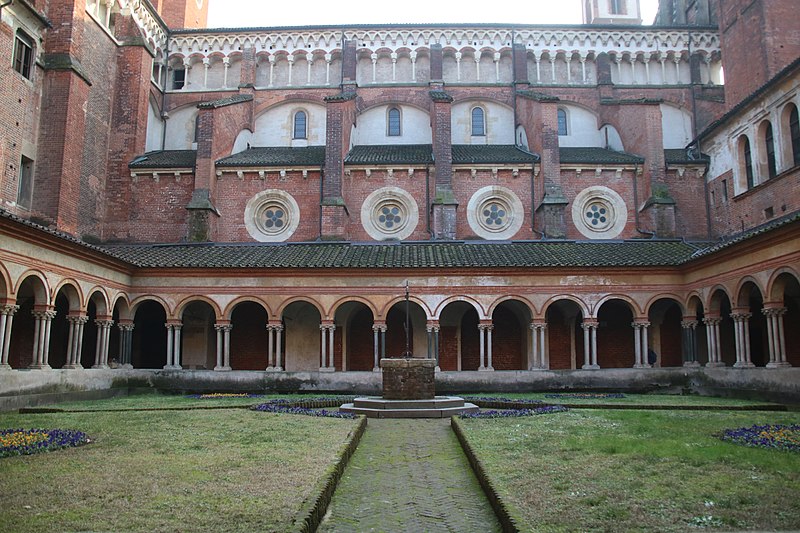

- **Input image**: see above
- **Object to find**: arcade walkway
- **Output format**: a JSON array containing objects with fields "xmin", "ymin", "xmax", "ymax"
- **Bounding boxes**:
[{"xmin": 319, "ymin": 418, "xmax": 501, "ymax": 532}]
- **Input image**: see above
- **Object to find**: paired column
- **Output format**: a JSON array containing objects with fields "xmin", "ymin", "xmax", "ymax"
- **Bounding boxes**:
[
  {"xmin": 681, "ymin": 319, "xmax": 700, "ymax": 367},
  {"xmin": 426, "ymin": 322, "xmax": 440, "ymax": 371},
  {"xmin": 320, "ymin": 323, "xmax": 336, "ymax": 372},
  {"xmin": 477, "ymin": 322, "xmax": 494, "ymax": 371},
  {"xmin": 632, "ymin": 320, "xmax": 652, "ymax": 368},
  {"xmin": 763, "ymin": 306, "xmax": 790, "ymax": 368},
  {"xmin": 731, "ymin": 308, "xmax": 755, "ymax": 368},
  {"xmin": 0, "ymin": 304, "xmax": 20, "ymax": 370},
  {"xmin": 164, "ymin": 321, "xmax": 183, "ymax": 370},
  {"xmin": 581, "ymin": 319, "xmax": 599, "ymax": 369},
  {"xmin": 29, "ymin": 308, "xmax": 57, "ymax": 370},
  {"xmin": 529, "ymin": 321, "xmax": 547, "ymax": 370},
  {"xmin": 372, "ymin": 322, "xmax": 387, "ymax": 371},
  {"xmin": 64, "ymin": 315, "xmax": 88, "ymax": 369},
  {"xmin": 117, "ymin": 321, "xmax": 134, "ymax": 368},
  {"xmin": 214, "ymin": 323, "xmax": 232, "ymax": 371},
  {"xmin": 703, "ymin": 316, "xmax": 725, "ymax": 367},
  {"xmin": 266, "ymin": 322, "xmax": 284, "ymax": 371},
  {"xmin": 93, "ymin": 318, "xmax": 115, "ymax": 369}
]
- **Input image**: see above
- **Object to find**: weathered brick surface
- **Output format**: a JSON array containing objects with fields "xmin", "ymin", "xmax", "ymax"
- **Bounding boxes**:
[{"xmin": 380, "ymin": 358, "xmax": 436, "ymax": 400}]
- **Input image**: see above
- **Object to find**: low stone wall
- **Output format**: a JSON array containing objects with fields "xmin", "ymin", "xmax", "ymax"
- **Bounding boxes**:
[
  {"xmin": 1, "ymin": 367, "xmax": 799, "ymax": 411},
  {"xmin": 380, "ymin": 358, "xmax": 436, "ymax": 400}
]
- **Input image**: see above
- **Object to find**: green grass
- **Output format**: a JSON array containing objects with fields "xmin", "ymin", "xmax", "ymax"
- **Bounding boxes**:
[
  {"xmin": 459, "ymin": 409, "xmax": 800, "ymax": 532},
  {"xmin": 41, "ymin": 392, "xmax": 341, "ymax": 411},
  {"xmin": 0, "ymin": 401, "xmax": 360, "ymax": 533},
  {"xmin": 465, "ymin": 392, "xmax": 782, "ymax": 407}
]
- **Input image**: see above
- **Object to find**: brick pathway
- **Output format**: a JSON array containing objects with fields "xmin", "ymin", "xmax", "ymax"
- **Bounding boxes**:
[{"xmin": 318, "ymin": 419, "xmax": 501, "ymax": 532}]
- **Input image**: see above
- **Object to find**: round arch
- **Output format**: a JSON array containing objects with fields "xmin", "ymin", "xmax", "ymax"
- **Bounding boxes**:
[
  {"xmin": 52, "ymin": 280, "xmax": 83, "ymax": 312},
  {"xmin": 277, "ymin": 296, "xmax": 325, "ymax": 320},
  {"xmin": 541, "ymin": 295, "xmax": 591, "ymax": 319},
  {"xmin": 592, "ymin": 294, "xmax": 641, "ymax": 317},
  {"xmin": 175, "ymin": 295, "xmax": 222, "ymax": 321},
  {"xmin": 86, "ymin": 286, "xmax": 111, "ymax": 316},
  {"xmin": 433, "ymin": 295, "xmax": 485, "ymax": 320},
  {"xmin": 707, "ymin": 285, "xmax": 734, "ymax": 313},
  {"xmin": 487, "ymin": 296, "xmax": 534, "ymax": 320},
  {"xmin": 644, "ymin": 293, "xmax": 686, "ymax": 317},
  {"xmin": 0, "ymin": 263, "xmax": 13, "ymax": 300},
  {"xmin": 14, "ymin": 270, "xmax": 50, "ymax": 305},
  {"xmin": 111, "ymin": 293, "xmax": 132, "ymax": 321},
  {"xmin": 130, "ymin": 295, "xmax": 173, "ymax": 318},
  {"xmin": 767, "ymin": 267, "xmax": 800, "ymax": 301},
  {"xmin": 735, "ymin": 276, "xmax": 766, "ymax": 307},
  {"xmin": 329, "ymin": 296, "xmax": 379, "ymax": 321},
  {"xmin": 224, "ymin": 296, "xmax": 271, "ymax": 320},
  {"xmin": 379, "ymin": 296, "xmax": 433, "ymax": 321},
  {"xmin": 685, "ymin": 293, "xmax": 705, "ymax": 317}
]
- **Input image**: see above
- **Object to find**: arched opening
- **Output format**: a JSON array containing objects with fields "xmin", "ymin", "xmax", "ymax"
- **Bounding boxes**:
[
  {"xmin": 132, "ymin": 301, "xmax": 167, "ymax": 369},
  {"xmin": 230, "ymin": 301, "xmax": 269, "ymax": 371},
  {"xmin": 647, "ymin": 299, "xmax": 683, "ymax": 367},
  {"xmin": 438, "ymin": 301, "xmax": 480, "ymax": 371},
  {"xmin": 48, "ymin": 285, "xmax": 80, "ymax": 369},
  {"xmin": 385, "ymin": 300, "xmax": 427, "ymax": 358},
  {"xmin": 181, "ymin": 301, "xmax": 217, "ymax": 370},
  {"xmin": 738, "ymin": 135, "xmax": 754, "ymax": 189},
  {"xmin": 781, "ymin": 103, "xmax": 800, "ymax": 169},
  {"xmin": 596, "ymin": 299, "xmax": 635, "ymax": 368},
  {"xmin": 709, "ymin": 290, "xmax": 735, "ymax": 366},
  {"xmin": 491, "ymin": 300, "xmax": 530, "ymax": 370},
  {"xmin": 9, "ymin": 276, "xmax": 48, "ymax": 369},
  {"xmin": 334, "ymin": 302, "xmax": 374, "ymax": 371},
  {"xmin": 546, "ymin": 300, "xmax": 584, "ymax": 370},
  {"xmin": 111, "ymin": 297, "xmax": 131, "ymax": 367},
  {"xmin": 737, "ymin": 282, "xmax": 768, "ymax": 367},
  {"xmin": 771, "ymin": 272, "xmax": 800, "ymax": 367},
  {"xmin": 282, "ymin": 301, "xmax": 322, "ymax": 371}
]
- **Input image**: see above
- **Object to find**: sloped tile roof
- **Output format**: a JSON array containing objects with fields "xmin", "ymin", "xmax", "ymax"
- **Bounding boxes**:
[
  {"xmin": 560, "ymin": 147, "xmax": 645, "ymax": 164},
  {"xmin": 216, "ymin": 146, "xmax": 326, "ymax": 167},
  {"xmin": 197, "ymin": 94, "xmax": 253, "ymax": 109},
  {"xmin": 129, "ymin": 150, "xmax": 197, "ymax": 169},
  {"xmin": 664, "ymin": 148, "xmax": 710, "ymax": 164},
  {"xmin": 101, "ymin": 240, "xmax": 699, "ymax": 269},
  {"xmin": 345, "ymin": 145, "xmax": 434, "ymax": 165},
  {"xmin": 452, "ymin": 145, "xmax": 540, "ymax": 164}
]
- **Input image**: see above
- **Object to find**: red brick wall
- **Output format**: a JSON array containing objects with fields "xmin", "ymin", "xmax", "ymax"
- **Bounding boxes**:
[
  {"xmin": 459, "ymin": 311, "xmax": 480, "ymax": 370},
  {"xmin": 597, "ymin": 300, "xmax": 635, "ymax": 368},
  {"xmin": 158, "ymin": 0, "xmax": 209, "ymax": 30},
  {"xmin": 439, "ymin": 325, "xmax": 459, "ymax": 371},
  {"xmin": 659, "ymin": 304, "xmax": 683, "ymax": 367},
  {"xmin": 132, "ymin": 301, "xmax": 168, "ymax": 368},
  {"xmin": 346, "ymin": 307, "xmax": 374, "ymax": 371},
  {"xmin": 546, "ymin": 305, "xmax": 584, "ymax": 370},
  {"xmin": 126, "ymin": 175, "xmax": 193, "ymax": 242},
  {"xmin": 230, "ymin": 302, "xmax": 268, "ymax": 370},
  {"xmin": 491, "ymin": 306, "xmax": 525, "ymax": 370}
]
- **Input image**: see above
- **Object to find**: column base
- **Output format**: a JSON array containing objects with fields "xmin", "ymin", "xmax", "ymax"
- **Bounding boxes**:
[
  {"xmin": 214, "ymin": 366, "xmax": 232, "ymax": 372},
  {"xmin": 162, "ymin": 365, "xmax": 179, "ymax": 370},
  {"xmin": 265, "ymin": 367, "xmax": 280, "ymax": 372},
  {"xmin": 633, "ymin": 363, "xmax": 652, "ymax": 369},
  {"xmin": 28, "ymin": 364, "xmax": 52, "ymax": 370},
  {"xmin": 733, "ymin": 362, "xmax": 756, "ymax": 368},
  {"xmin": 121, "ymin": 364, "xmax": 134, "ymax": 370},
  {"xmin": 0, "ymin": 363, "xmax": 12, "ymax": 371},
  {"xmin": 319, "ymin": 367, "xmax": 335, "ymax": 373},
  {"xmin": 63, "ymin": 364, "xmax": 83, "ymax": 370},
  {"xmin": 435, "ymin": 366, "xmax": 441, "ymax": 372},
  {"xmin": 766, "ymin": 361, "xmax": 791, "ymax": 368},
  {"xmin": 705, "ymin": 362, "xmax": 726, "ymax": 368},
  {"xmin": 93, "ymin": 364, "xmax": 110, "ymax": 370},
  {"xmin": 683, "ymin": 361, "xmax": 701, "ymax": 368},
  {"xmin": 582, "ymin": 364, "xmax": 601, "ymax": 370},
  {"xmin": 372, "ymin": 367, "xmax": 381, "ymax": 372},
  {"xmin": 478, "ymin": 366, "xmax": 494, "ymax": 372}
]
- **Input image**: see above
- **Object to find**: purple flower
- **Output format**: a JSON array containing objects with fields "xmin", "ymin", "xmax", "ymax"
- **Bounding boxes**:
[
  {"xmin": 0, "ymin": 428, "xmax": 90, "ymax": 458},
  {"xmin": 460, "ymin": 405, "xmax": 569, "ymax": 418},
  {"xmin": 718, "ymin": 424, "xmax": 800, "ymax": 452}
]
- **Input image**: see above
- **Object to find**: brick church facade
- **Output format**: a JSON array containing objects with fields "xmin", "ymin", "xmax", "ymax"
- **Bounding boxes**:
[{"xmin": 0, "ymin": 0, "xmax": 797, "ymax": 384}]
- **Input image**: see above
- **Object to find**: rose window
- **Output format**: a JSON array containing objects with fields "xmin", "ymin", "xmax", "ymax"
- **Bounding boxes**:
[
  {"xmin": 467, "ymin": 186, "xmax": 524, "ymax": 240},
  {"xmin": 244, "ymin": 190, "xmax": 300, "ymax": 242},
  {"xmin": 262, "ymin": 206, "xmax": 286, "ymax": 230},
  {"xmin": 483, "ymin": 203, "xmax": 507, "ymax": 227},
  {"xmin": 361, "ymin": 187, "xmax": 419, "ymax": 241},
  {"xmin": 378, "ymin": 205, "xmax": 403, "ymax": 230},
  {"xmin": 584, "ymin": 202, "xmax": 610, "ymax": 229},
  {"xmin": 571, "ymin": 186, "xmax": 627, "ymax": 240}
]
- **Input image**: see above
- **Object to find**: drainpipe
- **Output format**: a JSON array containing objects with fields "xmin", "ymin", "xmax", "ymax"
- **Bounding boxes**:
[
  {"xmin": 318, "ymin": 165, "xmax": 324, "ymax": 240},
  {"xmin": 160, "ymin": 32, "xmax": 171, "ymax": 150},
  {"xmin": 633, "ymin": 163, "xmax": 656, "ymax": 238},
  {"xmin": 531, "ymin": 163, "xmax": 544, "ymax": 239},
  {"xmin": 426, "ymin": 165, "xmax": 433, "ymax": 239}
]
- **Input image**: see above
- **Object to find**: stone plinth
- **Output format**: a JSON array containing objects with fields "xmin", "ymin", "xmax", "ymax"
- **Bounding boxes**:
[{"xmin": 380, "ymin": 358, "xmax": 435, "ymax": 400}]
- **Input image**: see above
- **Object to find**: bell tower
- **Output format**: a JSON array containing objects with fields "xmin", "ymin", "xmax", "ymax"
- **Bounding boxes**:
[
  {"xmin": 152, "ymin": 0, "xmax": 209, "ymax": 29},
  {"xmin": 582, "ymin": 0, "xmax": 642, "ymax": 25}
]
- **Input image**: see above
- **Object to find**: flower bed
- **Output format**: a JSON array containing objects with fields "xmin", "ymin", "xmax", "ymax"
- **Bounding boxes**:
[
  {"xmin": 251, "ymin": 403, "xmax": 358, "ymax": 419},
  {"xmin": 185, "ymin": 393, "xmax": 264, "ymax": 399},
  {"xmin": 0, "ymin": 429, "xmax": 89, "ymax": 458},
  {"xmin": 718, "ymin": 424, "xmax": 800, "ymax": 452},
  {"xmin": 544, "ymin": 393, "xmax": 626, "ymax": 400},
  {"xmin": 465, "ymin": 396, "xmax": 544, "ymax": 405},
  {"xmin": 460, "ymin": 405, "xmax": 569, "ymax": 419}
]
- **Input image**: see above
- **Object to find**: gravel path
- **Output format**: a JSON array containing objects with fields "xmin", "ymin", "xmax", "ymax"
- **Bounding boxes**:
[{"xmin": 319, "ymin": 418, "xmax": 501, "ymax": 533}]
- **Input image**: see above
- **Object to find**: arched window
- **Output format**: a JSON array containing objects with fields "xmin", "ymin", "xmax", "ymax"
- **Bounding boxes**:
[
  {"xmin": 471, "ymin": 107, "xmax": 485, "ymax": 136},
  {"xmin": 557, "ymin": 108, "xmax": 568, "ymax": 136},
  {"xmin": 790, "ymin": 104, "xmax": 800, "ymax": 167},
  {"xmin": 742, "ymin": 136, "xmax": 754, "ymax": 189},
  {"xmin": 293, "ymin": 111, "xmax": 307, "ymax": 139},
  {"xmin": 387, "ymin": 107, "xmax": 401, "ymax": 136},
  {"xmin": 764, "ymin": 122, "xmax": 777, "ymax": 179}
]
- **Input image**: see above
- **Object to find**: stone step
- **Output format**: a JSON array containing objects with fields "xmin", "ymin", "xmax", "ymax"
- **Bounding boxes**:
[
  {"xmin": 339, "ymin": 402, "xmax": 479, "ymax": 418},
  {"xmin": 352, "ymin": 396, "xmax": 466, "ymax": 410}
]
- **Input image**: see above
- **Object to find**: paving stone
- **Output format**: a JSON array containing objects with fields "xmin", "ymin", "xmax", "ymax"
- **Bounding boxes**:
[{"xmin": 319, "ymin": 419, "xmax": 501, "ymax": 533}]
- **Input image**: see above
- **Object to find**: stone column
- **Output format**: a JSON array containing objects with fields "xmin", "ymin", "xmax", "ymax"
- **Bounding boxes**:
[
  {"xmin": 64, "ymin": 315, "xmax": 87, "ymax": 369},
  {"xmin": 165, "ymin": 323, "xmax": 174, "ymax": 369},
  {"xmin": 266, "ymin": 324, "xmax": 276, "ymax": 370},
  {"xmin": 0, "ymin": 305, "xmax": 19, "ymax": 370},
  {"xmin": 172, "ymin": 324, "xmax": 182, "ymax": 369},
  {"xmin": 214, "ymin": 324, "xmax": 232, "ymax": 371},
  {"xmin": 632, "ymin": 320, "xmax": 652, "ymax": 368},
  {"xmin": 731, "ymin": 309, "xmax": 755, "ymax": 368},
  {"xmin": 275, "ymin": 324, "xmax": 284, "ymax": 371},
  {"xmin": 93, "ymin": 319, "xmax": 114, "ymax": 369},
  {"xmin": 427, "ymin": 322, "xmax": 441, "ymax": 370},
  {"xmin": 478, "ymin": 324, "xmax": 487, "ymax": 370},
  {"xmin": 703, "ymin": 317, "xmax": 724, "ymax": 367},
  {"xmin": 320, "ymin": 324, "xmax": 327, "ymax": 370},
  {"xmin": 380, "ymin": 324, "xmax": 387, "ymax": 360},
  {"xmin": 320, "ymin": 323, "xmax": 335, "ymax": 372},
  {"xmin": 581, "ymin": 320, "xmax": 600, "ymax": 369},
  {"xmin": 328, "ymin": 324, "xmax": 336, "ymax": 371},
  {"xmin": 372, "ymin": 324, "xmax": 380, "ymax": 371},
  {"xmin": 486, "ymin": 325, "xmax": 494, "ymax": 371},
  {"xmin": 118, "ymin": 322, "xmax": 134, "ymax": 368},
  {"xmin": 763, "ymin": 306, "xmax": 790, "ymax": 368},
  {"xmin": 30, "ymin": 309, "xmax": 56, "ymax": 370},
  {"xmin": 681, "ymin": 319, "xmax": 700, "ymax": 367},
  {"xmin": 529, "ymin": 321, "xmax": 547, "ymax": 369}
]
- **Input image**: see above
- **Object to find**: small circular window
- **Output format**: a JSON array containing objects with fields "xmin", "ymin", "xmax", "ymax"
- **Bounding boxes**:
[
  {"xmin": 571, "ymin": 186, "xmax": 627, "ymax": 239},
  {"xmin": 244, "ymin": 190, "xmax": 300, "ymax": 242},
  {"xmin": 361, "ymin": 187, "xmax": 418, "ymax": 241},
  {"xmin": 467, "ymin": 186, "xmax": 524, "ymax": 240}
]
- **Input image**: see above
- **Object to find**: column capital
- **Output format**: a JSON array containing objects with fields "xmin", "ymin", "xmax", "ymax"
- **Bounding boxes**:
[
  {"xmin": 32, "ymin": 309, "xmax": 57, "ymax": 320},
  {"xmin": 214, "ymin": 323, "xmax": 233, "ymax": 332},
  {"xmin": 0, "ymin": 304, "xmax": 19, "ymax": 316},
  {"xmin": 730, "ymin": 310, "xmax": 752, "ymax": 321},
  {"xmin": 703, "ymin": 317, "xmax": 722, "ymax": 326},
  {"xmin": 68, "ymin": 315, "xmax": 89, "ymax": 325},
  {"xmin": 762, "ymin": 306, "xmax": 787, "ymax": 318},
  {"xmin": 581, "ymin": 319, "xmax": 599, "ymax": 329},
  {"xmin": 680, "ymin": 320, "xmax": 698, "ymax": 329},
  {"xmin": 95, "ymin": 319, "xmax": 115, "ymax": 328}
]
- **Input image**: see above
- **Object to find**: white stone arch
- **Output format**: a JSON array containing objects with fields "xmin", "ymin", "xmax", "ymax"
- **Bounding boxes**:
[
  {"xmin": 433, "ymin": 295, "xmax": 486, "ymax": 320},
  {"xmin": 85, "ymin": 286, "xmax": 111, "ymax": 317},
  {"xmin": 224, "ymin": 296, "xmax": 272, "ymax": 321},
  {"xmin": 175, "ymin": 296, "xmax": 223, "ymax": 322},
  {"xmin": 451, "ymin": 99, "xmax": 514, "ymax": 145}
]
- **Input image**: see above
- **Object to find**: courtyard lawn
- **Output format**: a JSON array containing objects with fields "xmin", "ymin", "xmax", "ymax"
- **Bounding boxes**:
[
  {"xmin": 39, "ymin": 392, "xmax": 347, "ymax": 411},
  {"xmin": 0, "ymin": 406, "xmax": 360, "ymax": 533},
  {"xmin": 465, "ymin": 392, "xmax": 783, "ymax": 407},
  {"xmin": 459, "ymin": 409, "xmax": 800, "ymax": 532}
]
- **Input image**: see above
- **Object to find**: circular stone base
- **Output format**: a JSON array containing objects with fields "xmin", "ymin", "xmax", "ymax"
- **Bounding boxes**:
[{"xmin": 340, "ymin": 396, "xmax": 479, "ymax": 418}]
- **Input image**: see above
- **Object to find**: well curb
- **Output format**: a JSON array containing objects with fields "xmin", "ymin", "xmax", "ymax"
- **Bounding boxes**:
[{"xmin": 451, "ymin": 416, "xmax": 521, "ymax": 533}]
